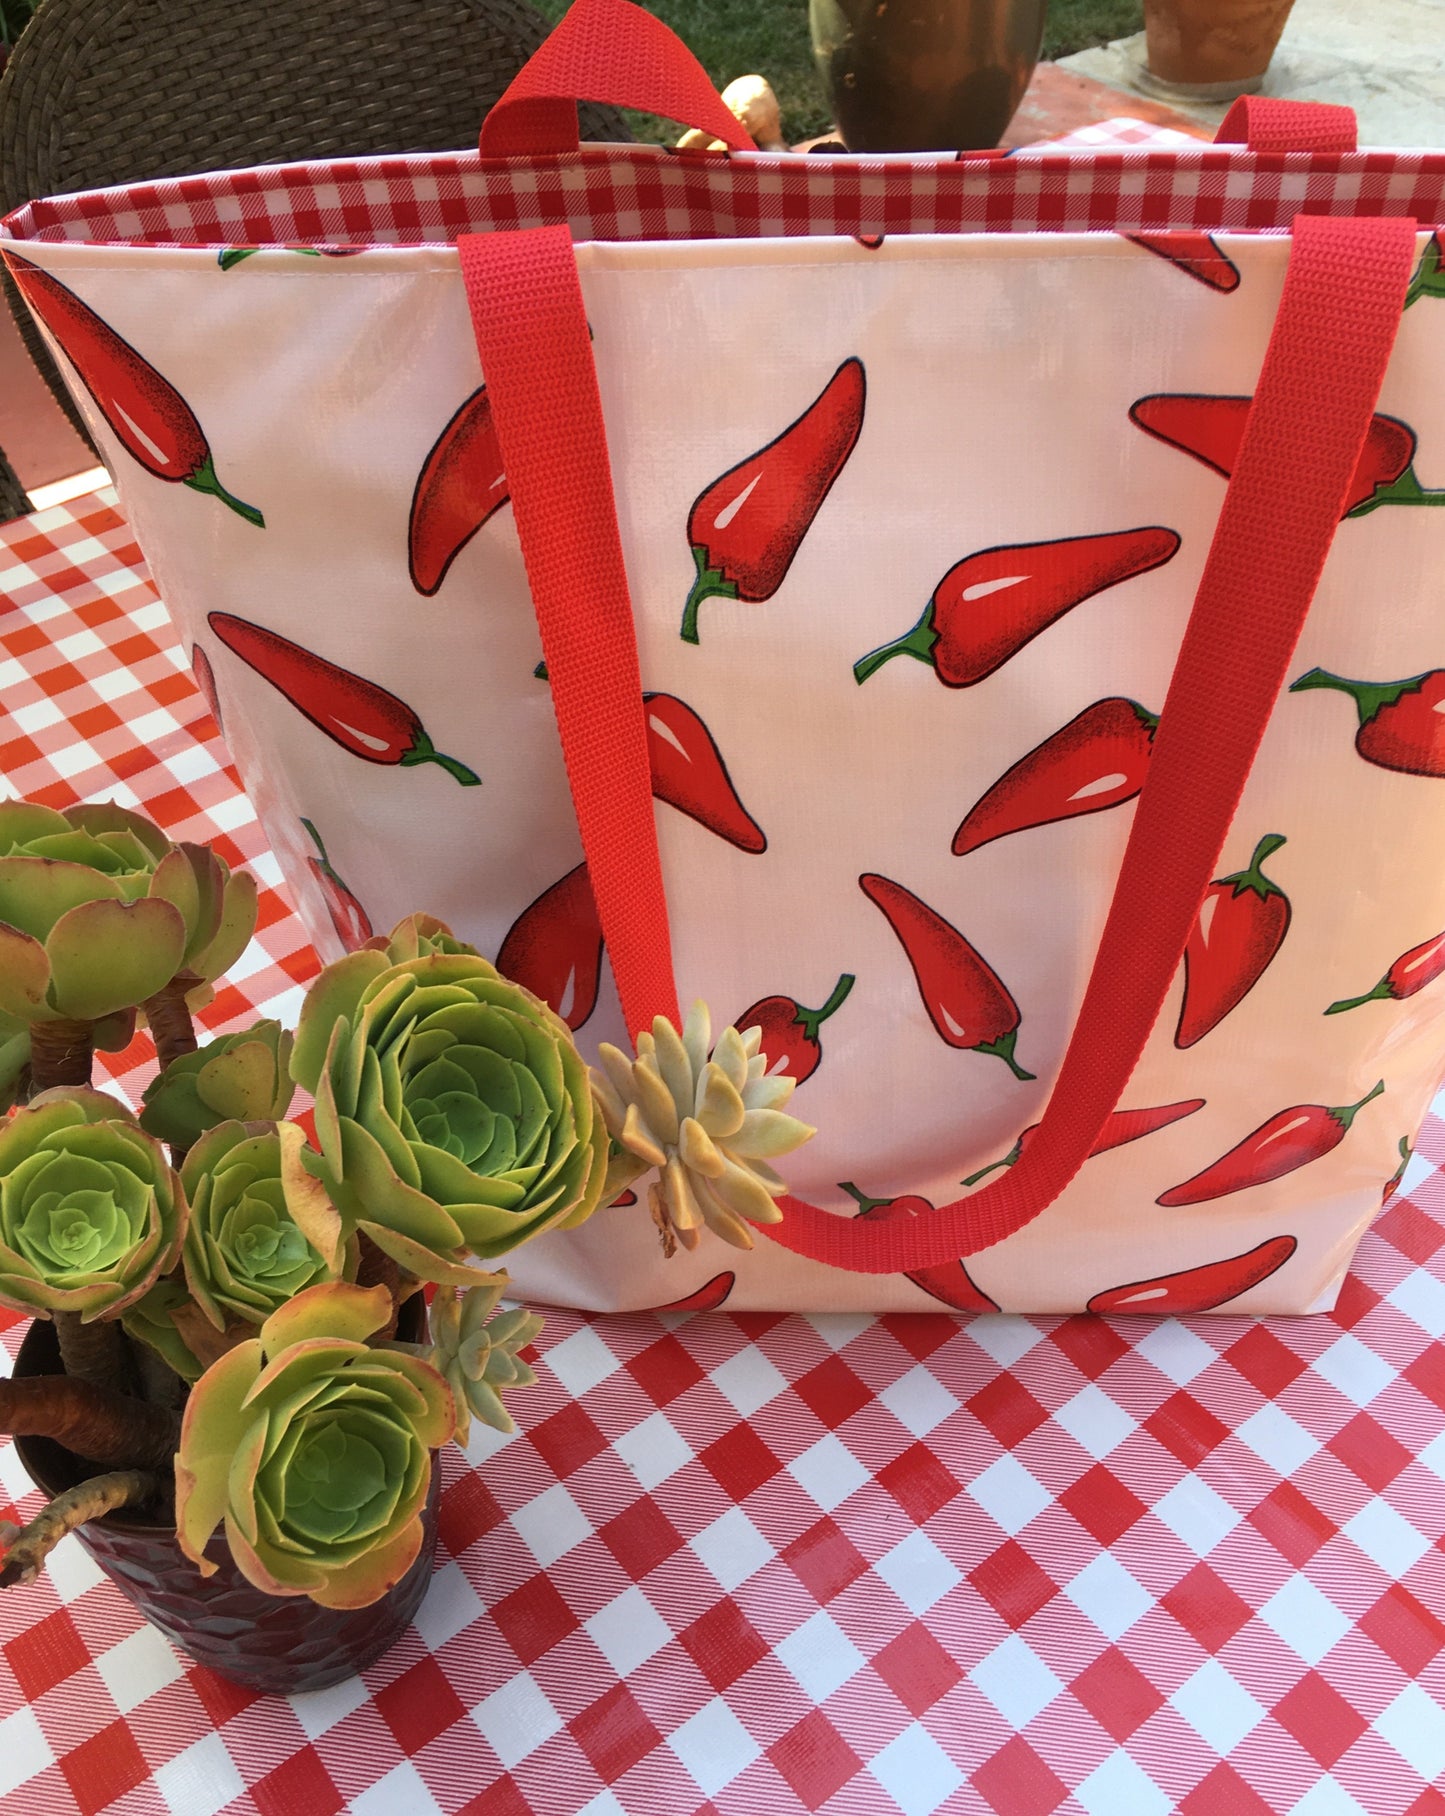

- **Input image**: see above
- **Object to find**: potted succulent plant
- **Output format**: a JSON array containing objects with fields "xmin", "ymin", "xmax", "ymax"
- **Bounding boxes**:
[{"xmin": 0, "ymin": 796, "xmax": 814, "ymax": 1691}]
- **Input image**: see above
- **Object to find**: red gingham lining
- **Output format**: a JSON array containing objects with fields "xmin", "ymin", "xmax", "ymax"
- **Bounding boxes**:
[{"xmin": 4, "ymin": 140, "xmax": 1445, "ymax": 250}]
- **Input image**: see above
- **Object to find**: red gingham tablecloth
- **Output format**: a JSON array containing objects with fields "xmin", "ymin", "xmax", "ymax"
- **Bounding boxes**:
[{"xmin": 2, "ymin": 494, "xmax": 1444, "ymax": 1807}]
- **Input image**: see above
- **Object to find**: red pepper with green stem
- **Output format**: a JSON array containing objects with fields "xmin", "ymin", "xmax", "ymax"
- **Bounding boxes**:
[
  {"xmin": 1326, "ymin": 928, "xmax": 1445, "ymax": 1015},
  {"xmin": 644, "ymin": 694, "xmax": 766, "ymax": 852},
  {"xmin": 1130, "ymin": 393, "xmax": 1445, "ymax": 517},
  {"xmin": 408, "ymin": 387, "xmax": 510, "ymax": 596},
  {"xmin": 860, "ymin": 873, "xmax": 1034, "ymax": 1078},
  {"xmin": 1156, "ymin": 1081, "xmax": 1384, "ymax": 1207},
  {"xmin": 952, "ymin": 698, "xmax": 1158, "ymax": 857},
  {"xmin": 681, "ymin": 357, "xmax": 865, "ymax": 644},
  {"xmin": 301, "ymin": 819, "xmax": 373, "ymax": 951},
  {"xmin": 496, "ymin": 863, "xmax": 604, "ymax": 1031},
  {"xmin": 1124, "ymin": 231, "xmax": 1240, "ymax": 292},
  {"xmin": 1382, "ymin": 1137, "xmax": 1411, "ymax": 1204},
  {"xmin": 841, "ymin": 1183, "xmax": 999, "ymax": 1313},
  {"xmin": 1405, "ymin": 232, "xmax": 1445, "ymax": 308},
  {"xmin": 1289, "ymin": 668, "xmax": 1445, "ymax": 777},
  {"xmin": 208, "ymin": 613, "xmax": 479, "ymax": 785},
  {"xmin": 1176, "ymin": 834, "xmax": 1291, "ymax": 1048},
  {"xmin": 1087, "ymin": 1235, "xmax": 1297, "ymax": 1315},
  {"xmin": 735, "ymin": 974, "xmax": 854, "ymax": 1083},
  {"xmin": 962, "ymin": 1098, "xmax": 1204, "ymax": 1187},
  {"xmin": 646, "ymin": 1273, "xmax": 735, "ymax": 1312},
  {"xmin": 4, "ymin": 255, "xmax": 263, "ymax": 526},
  {"xmin": 854, "ymin": 526, "xmax": 1180, "ymax": 689}
]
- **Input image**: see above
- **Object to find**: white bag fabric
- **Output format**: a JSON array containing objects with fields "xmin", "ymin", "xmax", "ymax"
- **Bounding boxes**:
[{"xmin": 6, "ymin": 57, "xmax": 1445, "ymax": 1315}]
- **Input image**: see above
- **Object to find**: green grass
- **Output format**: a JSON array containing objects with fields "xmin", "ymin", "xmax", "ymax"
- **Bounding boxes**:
[{"xmin": 534, "ymin": 0, "xmax": 1144, "ymax": 144}]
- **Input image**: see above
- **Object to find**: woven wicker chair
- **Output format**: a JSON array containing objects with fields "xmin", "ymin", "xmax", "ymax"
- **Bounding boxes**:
[{"xmin": 0, "ymin": 0, "xmax": 628, "ymax": 515}]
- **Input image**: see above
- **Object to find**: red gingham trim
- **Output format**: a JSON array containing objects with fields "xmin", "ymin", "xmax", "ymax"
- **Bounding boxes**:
[{"xmin": 4, "ymin": 142, "xmax": 1444, "ymax": 249}]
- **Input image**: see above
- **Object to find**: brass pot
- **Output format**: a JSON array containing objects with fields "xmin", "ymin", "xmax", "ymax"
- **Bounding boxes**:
[{"xmin": 810, "ymin": 0, "xmax": 1047, "ymax": 152}]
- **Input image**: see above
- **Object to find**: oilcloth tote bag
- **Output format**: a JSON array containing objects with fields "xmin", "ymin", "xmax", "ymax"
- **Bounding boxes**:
[{"xmin": 3, "ymin": 0, "xmax": 1444, "ymax": 1320}]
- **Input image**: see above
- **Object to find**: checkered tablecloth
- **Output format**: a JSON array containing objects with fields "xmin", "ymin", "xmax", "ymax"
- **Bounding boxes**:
[{"xmin": 3, "ymin": 454, "xmax": 1445, "ymax": 1816}]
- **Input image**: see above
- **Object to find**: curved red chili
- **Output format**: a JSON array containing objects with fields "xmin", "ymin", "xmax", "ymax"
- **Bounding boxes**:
[
  {"xmin": 1327, "ymin": 928, "xmax": 1445, "ymax": 1014},
  {"xmin": 734, "ymin": 975, "xmax": 854, "ymax": 1083},
  {"xmin": 302, "ymin": 818, "xmax": 373, "ymax": 951},
  {"xmin": 648, "ymin": 1273, "xmax": 735, "ymax": 1312},
  {"xmin": 1382, "ymin": 1137, "xmax": 1411, "ymax": 1204},
  {"xmin": 861, "ymin": 873, "xmax": 1033, "ymax": 1078},
  {"xmin": 962, "ymin": 1098, "xmax": 1204, "ymax": 1187},
  {"xmin": 855, "ymin": 526, "xmax": 1180, "ymax": 689},
  {"xmin": 953, "ymin": 698, "xmax": 1158, "ymax": 856},
  {"xmin": 1130, "ymin": 392, "xmax": 1444, "ymax": 517},
  {"xmin": 1290, "ymin": 667, "xmax": 1445, "ymax": 776},
  {"xmin": 1088, "ymin": 1235, "xmax": 1297, "ymax": 1315},
  {"xmin": 1125, "ymin": 232, "xmax": 1240, "ymax": 292},
  {"xmin": 208, "ymin": 613, "xmax": 479, "ymax": 785},
  {"xmin": 1156, "ymin": 1082, "xmax": 1383, "ymax": 1207},
  {"xmin": 408, "ymin": 387, "xmax": 510, "ymax": 596},
  {"xmin": 1176, "ymin": 834, "xmax": 1291, "ymax": 1048},
  {"xmin": 843, "ymin": 1183, "xmax": 999, "ymax": 1312},
  {"xmin": 4, "ymin": 255, "xmax": 262, "ymax": 526},
  {"xmin": 496, "ymin": 862, "xmax": 604, "ymax": 1030},
  {"xmin": 645, "ymin": 694, "xmax": 766, "ymax": 852},
  {"xmin": 682, "ymin": 358, "xmax": 865, "ymax": 643}
]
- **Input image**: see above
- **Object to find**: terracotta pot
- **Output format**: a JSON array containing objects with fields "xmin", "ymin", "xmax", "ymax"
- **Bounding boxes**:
[
  {"xmin": 1143, "ymin": 0, "xmax": 1297, "ymax": 90},
  {"xmin": 810, "ymin": 0, "xmax": 1047, "ymax": 152},
  {"xmin": 13, "ymin": 1305, "xmax": 440, "ymax": 1694}
]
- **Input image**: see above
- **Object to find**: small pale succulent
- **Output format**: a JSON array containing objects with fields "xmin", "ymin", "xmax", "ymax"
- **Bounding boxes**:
[
  {"xmin": 175, "ymin": 1281, "xmax": 454, "ymax": 1609},
  {"xmin": 289, "ymin": 950, "xmax": 608, "ymax": 1287},
  {"xmin": 0, "ymin": 1087, "xmax": 186, "ymax": 1320},
  {"xmin": 364, "ymin": 913, "xmax": 479, "ymax": 963},
  {"xmin": 426, "ymin": 1278, "xmax": 543, "ymax": 1443},
  {"xmin": 0, "ymin": 800, "xmax": 256, "ymax": 1028},
  {"xmin": 591, "ymin": 1002, "xmax": 815, "ymax": 1254},
  {"xmin": 178, "ymin": 1120, "xmax": 351, "ymax": 1344},
  {"xmin": 139, "ymin": 1021, "xmax": 295, "ymax": 1149}
]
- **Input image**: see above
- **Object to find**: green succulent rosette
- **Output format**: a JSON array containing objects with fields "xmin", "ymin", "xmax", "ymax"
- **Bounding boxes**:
[
  {"xmin": 175, "ymin": 1280, "xmax": 455, "ymax": 1609},
  {"xmin": 290, "ymin": 951, "xmax": 608, "ymax": 1286},
  {"xmin": 139, "ymin": 1021, "xmax": 295, "ymax": 1148},
  {"xmin": 427, "ymin": 1278, "xmax": 543, "ymax": 1444},
  {"xmin": 0, "ymin": 800, "xmax": 256, "ymax": 1026},
  {"xmin": 0, "ymin": 1087, "xmax": 186, "ymax": 1320},
  {"xmin": 179, "ymin": 1120, "xmax": 352, "ymax": 1339}
]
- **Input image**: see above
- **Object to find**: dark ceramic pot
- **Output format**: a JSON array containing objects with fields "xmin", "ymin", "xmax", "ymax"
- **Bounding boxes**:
[
  {"xmin": 13, "ymin": 1304, "xmax": 440, "ymax": 1695},
  {"xmin": 810, "ymin": 0, "xmax": 1047, "ymax": 152}
]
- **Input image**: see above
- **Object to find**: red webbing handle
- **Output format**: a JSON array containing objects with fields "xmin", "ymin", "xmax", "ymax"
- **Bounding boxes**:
[
  {"xmin": 1216, "ymin": 96, "xmax": 1358, "ymax": 153},
  {"xmin": 479, "ymin": 0, "xmax": 751, "ymax": 158},
  {"xmin": 461, "ymin": 211, "xmax": 1416, "ymax": 1272}
]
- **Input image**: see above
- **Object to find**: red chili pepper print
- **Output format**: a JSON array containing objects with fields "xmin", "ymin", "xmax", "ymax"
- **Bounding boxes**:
[
  {"xmin": 610, "ymin": 1189, "xmax": 638, "ymax": 1207},
  {"xmin": 408, "ymin": 387, "xmax": 510, "ymax": 596},
  {"xmin": 648, "ymin": 1273, "xmax": 736, "ymax": 1312},
  {"xmin": 860, "ymin": 873, "xmax": 1034, "ymax": 1078},
  {"xmin": 496, "ymin": 863, "xmax": 604, "ymax": 1031},
  {"xmin": 301, "ymin": 819, "xmax": 373, "ymax": 951},
  {"xmin": 1176, "ymin": 834, "xmax": 1291, "ymax": 1048},
  {"xmin": 734, "ymin": 974, "xmax": 855, "ymax": 1084},
  {"xmin": 1382, "ymin": 1137, "xmax": 1411, "ymax": 1203},
  {"xmin": 952, "ymin": 698, "xmax": 1158, "ymax": 857},
  {"xmin": 854, "ymin": 527, "xmax": 1180, "ymax": 689},
  {"xmin": 1327, "ymin": 928, "xmax": 1445, "ymax": 1015},
  {"xmin": 1130, "ymin": 393, "xmax": 1444, "ymax": 517},
  {"xmin": 645, "ymin": 694, "xmax": 766, "ymax": 852},
  {"xmin": 1125, "ymin": 231, "xmax": 1241, "ymax": 292},
  {"xmin": 681, "ymin": 357, "xmax": 866, "ymax": 643},
  {"xmin": 1405, "ymin": 231, "xmax": 1445, "ymax": 308},
  {"xmin": 1087, "ymin": 1235, "xmax": 1297, "ymax": 1315},
  {"xmin": 962, "ymin": 1098, "xmax": 1205, "ymax": 1186},
  {"xmin": 1156, "ymin": 1081, "xmax": 1384, "ymax": 1207},
  {"xmin": 191, "ymin": 645, "xmax": 222, "ymax": 733},
  {"xmin": 1289, "ymin": 667, "xmax": 1445, "ymax": 777},
  {"xmin": 4, "ymin": 255, "xmax": 263, "ymax": 526},
  {"xmin": 842, "ymin": 1183, "xmax": 999, "ymax": 1312},
  {"xmin": 208, "ymin": 613, "xmax": 479, "ymax": 785}
]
